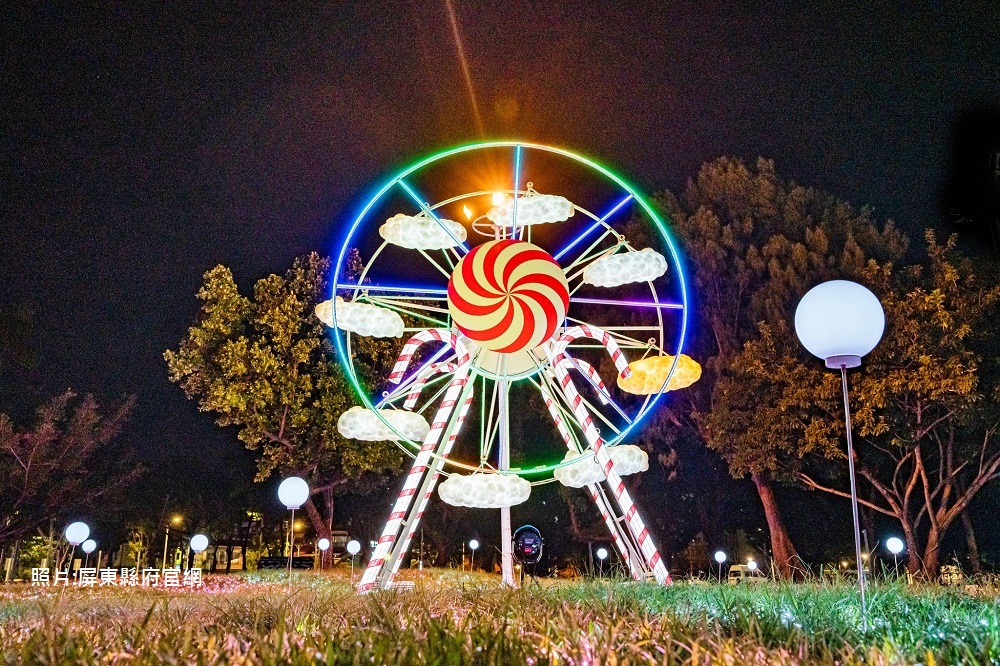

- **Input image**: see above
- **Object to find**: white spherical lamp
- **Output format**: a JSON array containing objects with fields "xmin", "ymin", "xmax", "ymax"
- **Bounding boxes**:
[
  {"xmin": 278, "ymin": 476, "xmax": 310, "ymax": 509},
  {"xmin": 886, "ymin": 537, "xmax": 904, "ymax": 555},
  {"xmin": 469, "ymin": 539, "xmax": 479, "ymax": 550},
  {"xmin": 794, "ymin": 280, "xmax": 884, "ymax": 368},
  {"xmin": 747, "ymin": 559, "xmax": 758, "ymax": 571},
  {"xmin": 596, "ymin": 547, "xmax": 608, "ymax": 560},
  {"xmin": 317, "ymin": 538, "xmax": 331, "ymax": 552},
  {"xmin": 714, "ymin": 550, "xmax": 726, "ymax": 564},
  {"xmin": 190, "ymin": 534, "xmax": 209, "ymax": 553},
  {"xmin": 81, "ymin": 539, "xmax": 97, "ymax": 554},
  {"xmin": 346, "ymin": 540, "xmax": 361, "ymax": 555},
  {"xmin": 65, "ymin": 521, "xmax": 90, "ymax": 546}
]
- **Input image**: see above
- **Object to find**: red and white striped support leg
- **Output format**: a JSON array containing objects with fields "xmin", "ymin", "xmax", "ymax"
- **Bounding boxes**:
[
  {"xmin": 357, "ymin": 333, "xmax": 471, "ymax": 594},
  {"xmin": 389, "ymin": 387, "xmax": 475, "ymax": 577},
  {"xmin": 403, "ymin": 362, "xmax": 459, "ymax": 410},
  {"xmin": 540, "ymin": 381, "xmax": 644, "ymax": 580},
  {"xmin": 548, "ymin": 329, "xmax": 670, "ymax": 585}
]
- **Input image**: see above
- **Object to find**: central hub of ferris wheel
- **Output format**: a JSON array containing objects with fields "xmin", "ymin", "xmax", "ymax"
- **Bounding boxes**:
[{"xmin": 447, "ymin": 239, "xmax": 570, "ymax": 375}]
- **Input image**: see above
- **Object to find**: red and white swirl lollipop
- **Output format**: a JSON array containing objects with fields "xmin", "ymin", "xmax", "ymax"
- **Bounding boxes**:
[{"xmin": 447, "ymin": 240, "xmax": 569, "ymax": 353}]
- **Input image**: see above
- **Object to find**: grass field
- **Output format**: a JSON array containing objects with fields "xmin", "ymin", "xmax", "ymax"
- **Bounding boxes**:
[{"xmin": 1, "ymin": 569, "xmax": 998, "ymax": 665}]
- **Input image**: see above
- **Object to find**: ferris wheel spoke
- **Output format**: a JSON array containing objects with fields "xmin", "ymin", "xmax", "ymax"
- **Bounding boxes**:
[
  {"xmin": 362, "ymin": 296, "xmax": 450, "ymax": 328},
  {"xmin": 396, "ymin": 179, "xmax": 471, "ymax": 253},
  {"xmin": 416, "ymin": 249, "xmax": 454, "ymax": 280},
  {"xmin": 511, "ymin": 144, "xmax": 523, "ymax": 240},
  {"xmin": 553, "ymin": 193, "xmax": 634, "ymax": 263},
  {"xmin": 563, "ymin": 316, "xmax": 661, "ymax": 353},
  {"xmin": 570, "ymin": 296, "xmax": 684, "ymax": 311},
  {"xmin": 375, "ymin": 344, "xmax": 455, "ymax": 407},
  {"xmin": 335, "ymin": 283, "xmax": 449, "ymax": 299}
]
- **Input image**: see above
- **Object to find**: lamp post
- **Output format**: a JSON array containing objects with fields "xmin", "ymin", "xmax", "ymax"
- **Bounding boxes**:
[
  {"xmin": 714, "ymin": 550, "xmax": 727, "ymax": 583},
  {"xmin": 81, "ymin": 539, "xmax": 96, "ymax": 568},
  {"xmin": 747, "ymin": 559, "xmax": 758, "ymax": 575},
  {"xmin": 795, "ymin": 280, "xmax": 885, "ymax": 631},
  {"xmin": 346, "ymin": 539, "xmax": 361, "ymax": 583},
  {"xmin": 886, "ymin": 537, "xmax": 904, "ymax": 579},
  {"xmin": 64, "ymin": 522, "xmax": 89, "ymax": 579},
  {"xmin": 162, "ymin": 515, "xmax": 182, "ymax": 573},
  {"xmin": 469, "ymin": 539, "xmax": 479, "ymax": 572},
  {"xmin": 596, "ymin": 547, "xmax": 608, "ymax": 577},
  {"xmin": 278, "ymin": 476, "xmax": 310, "ymax": 585}
]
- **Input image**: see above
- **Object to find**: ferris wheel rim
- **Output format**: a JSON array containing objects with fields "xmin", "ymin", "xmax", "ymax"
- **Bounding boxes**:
[{"xmin": 329, "ymin": 141, "xmax": 690, "ymax": 480}]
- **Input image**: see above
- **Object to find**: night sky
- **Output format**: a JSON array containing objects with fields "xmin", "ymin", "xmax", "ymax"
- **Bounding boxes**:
[{"xmin": 3, "ymin": 2, "xmax": 998, "ymax": 525}]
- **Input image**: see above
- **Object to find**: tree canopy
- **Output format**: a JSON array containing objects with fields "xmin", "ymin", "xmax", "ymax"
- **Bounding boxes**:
[
  {"xmin": 0, "ymin": 391, "xmax": 140, "ymax": 544},
  {"xmin": 164, "ymin": 253, "xmax": 401, "ymax": 545},
  {"xmin": 655, "ymin": 156, "xmax": 909, "ymax": 577}
]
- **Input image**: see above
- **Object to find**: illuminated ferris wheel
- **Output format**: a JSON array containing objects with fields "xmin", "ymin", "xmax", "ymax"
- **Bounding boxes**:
[{"xmin": 318, "ymin": 142, "xmax": 699, "ymax": 592}]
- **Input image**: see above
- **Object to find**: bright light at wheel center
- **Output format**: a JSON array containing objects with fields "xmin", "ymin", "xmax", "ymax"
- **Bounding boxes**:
[{"xmin": 492, "ymin": 192, "xmax": 505, "ymax": 206}]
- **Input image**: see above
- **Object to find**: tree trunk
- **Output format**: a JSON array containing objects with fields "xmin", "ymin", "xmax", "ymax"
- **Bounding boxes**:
[
  {"xmin": 922, "ymin": 527, "xmax": 941, "ymax": 579},
  {"xmin": 750, "ymin": 472, "xmax": 800, "ymax": 580},
  {"xmin": 960, "ymin": 510, "xmax": 981, "ymax": 575}
]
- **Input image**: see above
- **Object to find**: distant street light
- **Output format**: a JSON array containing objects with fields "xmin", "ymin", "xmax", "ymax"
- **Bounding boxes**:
[
  {"xmin": 81, "ymin": 539, "xmax": 96, "ymax": 568},
  {"xmin": 278, "ymin": 476, "xmax": 310, "ymax": 585},
  {"xmin": 796, "ymin": 280, "xmax": 884, "ymax": 632},
  {"xmin": 596, "ymin": 547, "xmax": 608, "ymax": 577},
  {"xmin": 714, "ymin": 550, "xmax": 727, "ymax": 583},
  {"xmin": 747, "ymin": 559, "xmax": 758, "ymax": 572},
  {"xmin": 162, "ymin": 515, "xmax": 183, "ymax": 573},
  {"xmin": 469, "ymin": 539, "xmax": 479, "ymax": 572},
  {"xmin": 886, "ymin": 537, "xmax": 905, "ymax": 578}
]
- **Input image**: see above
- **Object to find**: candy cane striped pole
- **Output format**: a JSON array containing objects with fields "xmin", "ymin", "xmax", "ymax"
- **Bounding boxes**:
[
  {"xmin": 539, "ymin": 379, "xmax": 643, "ymax": 580},
  {"xmin": 403, "ymin": 362, "xmax": 459, "ymax": 410},
  {"xmin": 389, "ymin": 329, "xmax": 455, "ymax": 384},
  {"xmin": 357, "ymin": 334, "xmax": 471, "ymax": 594},
  {"xmin": 389, "ymin": 383, "xmax": 476, "ymax": 578},
  {"xmin": 558, "ymin": 357, "xmax": 611, "ymax": 405},
  {"xmin": 546, "ymin": 329, "xmax": 670, "ymax": 585}
]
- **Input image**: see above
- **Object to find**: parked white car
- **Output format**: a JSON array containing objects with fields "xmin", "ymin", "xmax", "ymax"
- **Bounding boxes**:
[{"xmin": 727, "ymin": 564, "xmax": 768, "ymax": 584}]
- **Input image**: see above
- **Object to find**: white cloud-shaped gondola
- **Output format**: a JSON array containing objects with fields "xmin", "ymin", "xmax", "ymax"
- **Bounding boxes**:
[
  {"xmin": 486, "ymin": 194, "xmax": 574, "ymax": 227},
  {"xmin": 438, "ymin": 472, "xmax": 531, "ymax": 508},
  {"xmin": 553, "ymin": 445, "xmax": 649, "ymax": 488},
  {"xmin": 337, "ymin": 406, "xmax": 430, "ymax": 442},
  {"xmin": 315, "ymin": 297, "xmax": 404, "ymax": 338},
  {"xmin": 379, "ymin": 213, "xmax": 467, "ymax": 250},
  {"xmin": 583, "ymin": 249, "xmax": 668, "ymax": 288}
]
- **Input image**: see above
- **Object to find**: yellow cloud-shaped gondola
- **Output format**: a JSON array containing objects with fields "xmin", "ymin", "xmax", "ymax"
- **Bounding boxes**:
[{"xmin": 616, "ymin": 354, "xmax": 702, "ymax": 395}]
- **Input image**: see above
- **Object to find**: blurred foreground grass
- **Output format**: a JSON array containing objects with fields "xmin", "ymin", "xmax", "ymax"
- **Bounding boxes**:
[{"xmin": 1, "ymin": 568, "xmax": 998, "ymax": 665}]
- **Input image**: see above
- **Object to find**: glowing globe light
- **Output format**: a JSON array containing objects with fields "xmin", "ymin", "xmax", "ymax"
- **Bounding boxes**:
[
  {"xmin": 886, "ymin": 537, "xmax": 904, "ymax": 555},
  {"xmin": 190, "ymin": 534, "xmax": 209, "ymax": 553},
  {"xmin": 596, "ymin": 547, "xmax": 608, "ymax": 560},
  {"xmin": 794, "ymin": 280, "xmax": 885, "ymax": 369},
  {"xmin": 346, "ymin": 540, "xmax": 361, "ymax": 555},
  {"xmin": 81, "ymin": 539, "xmax": 96, "ymax": 554},
  {"xmin": 714, "ymin": 550, "xmax": 726, "ymax": 564},
  {"xmin": 278, "ymin": 476, "xmax": 310, "ymax": 509},
  {"xmin": 65, "ymin": 522, "xmax": 90, "ymax": 546},
  {"xmin": 469, "ymin": 539, "xmax": 479, "ymax": 550},
  {"xmin": 747, "ymin": 559, "xmax": 758, "ymax": 571},
  {"xmin": 317, "ymin": 538, "xmax": 331, "ymax": 552}
]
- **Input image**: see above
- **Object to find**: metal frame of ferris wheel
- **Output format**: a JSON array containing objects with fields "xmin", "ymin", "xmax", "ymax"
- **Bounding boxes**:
[{"xmin": 336, "ymin": 143, "xmax": 683, "ymax": 593}]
